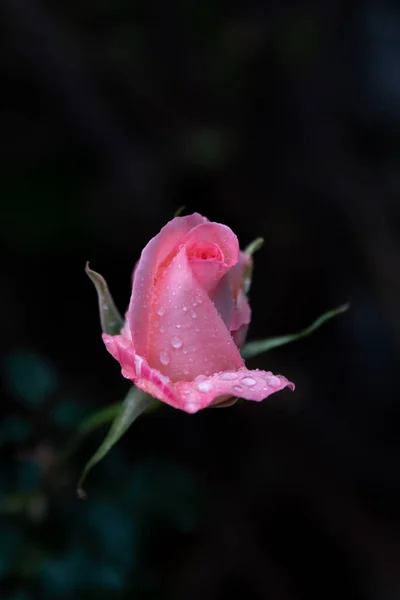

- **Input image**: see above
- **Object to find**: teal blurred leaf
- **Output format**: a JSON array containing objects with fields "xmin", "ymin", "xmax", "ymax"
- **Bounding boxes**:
[
  {"xmin": 242, "ymin": 303, "xmax": 349, "ymax": 359},
  {"xmin": 51, "ymin": 397, "xmax": 91, "ymax": 430},
  {"xmin": 0, "ymin": 417, "xmax": 30, "ymax": 446},
  {"xmin": 85, "ymin": 263, "xmax": 123, "ymax": 335},
  {"xmin": 3, "ymin": 351, "xmax": 57, "ymax": 405},
  {"xmin": 130, "ymin": 458, "xmax": 205, "ymax": 534},
  {"xmin": 77, "ymin": 388, "xmax": 157, "ymax": 496}
]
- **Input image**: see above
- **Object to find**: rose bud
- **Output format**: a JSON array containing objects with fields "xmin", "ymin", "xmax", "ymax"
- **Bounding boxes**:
[{"xmin": 102, "ymin": 213, "xmax": 294, "ymax": 413}]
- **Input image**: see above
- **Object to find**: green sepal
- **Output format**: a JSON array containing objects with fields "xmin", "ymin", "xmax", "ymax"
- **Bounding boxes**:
[
  {"xmin": 244, "ymin": 237, "xmax": 264, "ymax": 256},
  {"xmin": 242, "ymin": 303, "xmax": 349, "ymax": 359},
  {"xmin": 174, "ymin": 205, "xmax": 186, "ymax": 217},
  {"xmin": 77, "ymin": 387, "xmax": 158, "ymax": 497},
  {"xmin": 85, "ymin": 262, "xmax": 124, "ymax": 335}
]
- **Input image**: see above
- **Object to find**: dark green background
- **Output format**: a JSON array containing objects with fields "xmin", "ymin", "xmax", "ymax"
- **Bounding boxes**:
[{"xmin": 1, "ymin": 1, "xmax": 400, "ymax": 598}]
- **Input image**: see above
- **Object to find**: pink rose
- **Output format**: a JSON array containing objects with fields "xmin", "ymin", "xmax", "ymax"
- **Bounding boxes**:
[{"xmin": 103, "ymin": 213, "xmax": 294, "ymax": 413}]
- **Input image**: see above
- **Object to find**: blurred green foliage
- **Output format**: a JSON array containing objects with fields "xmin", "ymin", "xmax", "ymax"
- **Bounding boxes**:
[{"xmin": 0, "ymin": 349, "xmax": 205, "ymax": 599}]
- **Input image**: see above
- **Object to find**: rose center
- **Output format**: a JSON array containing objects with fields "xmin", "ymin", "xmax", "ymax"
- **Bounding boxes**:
[{"xmin": 187, "ymin": 241, "xmax": 224, "ymax": 262}]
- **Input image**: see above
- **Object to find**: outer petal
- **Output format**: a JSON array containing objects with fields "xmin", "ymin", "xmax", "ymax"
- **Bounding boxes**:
[
  {"xmin": 229, "ymin": 251, "xmax": 252, "ymax": 297},
  {"xmin": 185, "ymin": 222, "xmax": 239, "ymax": 325},
  {"xmin": 229, "ymin": 252, "xmax": 252, "ymax": 344},
  {"xmin": 102, "ymin": 333, "xmax": 294, "ymax": 414},
  {"xmin": 176, "ymin": 368, "xmax": 294, "ymax": 413},
  {"xmin": 128, "ymin": 213, "xmax": 207, "ymax": 358},
  {"xmin": 147, "ymin": 246, "xmax": 244, "ymax": 381}
]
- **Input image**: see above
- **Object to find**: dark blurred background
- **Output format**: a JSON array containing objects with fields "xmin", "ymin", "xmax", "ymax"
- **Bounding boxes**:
[{"xmin": 1, "ymin": 0, "xmax": 400, "ymax": 598}]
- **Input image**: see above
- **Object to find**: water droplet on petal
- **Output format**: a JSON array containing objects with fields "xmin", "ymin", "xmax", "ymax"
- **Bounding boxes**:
[
  {"xmin": 267, "ymin": 375, "xmax": 281, "ymax": 387},
  {"xmin": 182, "ymin": 348, "xmax": 188, "ymax": 355},
  {"xmin": 241, "ymin": 376, "xmax": 256, "ymax": 387},
  {"xmin": 233, "ymin": 385, "xmax": 243, "ymax": 395},
  {"xmin": 171, "ymin": 335, "xmax": 183, "ymax": 349},
  {"xmin": 176, "ymin": 323, "xmax": 181, "ymax": 329},
  {"xmin": 172, "ymin": 290, "xmax": 177, "ymax": 296},
  {"xmin": 220, "ymin": 372, "xmax": 238, "ymax": 381},
  {"xmin": 103, "ymin": 304, "xmax": 109, "ymax": 311},
  {"xmin": 182, "ymin": 305, "xmax": 188, "ymax": 312},
  {"xmin": 197, "ymin": 380, "xmax": 212, "ymax": 392},
  {"xmin": 195, "ymin": 296, "xmax": 203, "ymax": 304},
  {"xmin": 159, "ymin": 350, "xmax": 170, "ymax": 365},
  {"xmin": 191, "ymin": 309, "xmax": 197, "ymax": 319},
  {"xmin": 183, "ymin": 368, "xmax": 189, "ymax": 376},
  {"xmin": 157, "ymin": 306, "xmax": 165, "ymax": 317}
]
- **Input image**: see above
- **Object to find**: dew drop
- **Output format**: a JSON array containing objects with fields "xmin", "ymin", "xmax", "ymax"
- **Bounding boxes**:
[
  {"xmin": 241, "ymin": 376, "xmax": 257, "ymax": 387},
  {"xmin": 219, "ymin": 372, "xmax": 238, "ymax": 381},
  {"xmin": 191, "ymin": 309, "xmax": 197, "ymax": 319},
  {"xmin": 195, "ymin": 296, "xmax": 203, "ymax": 304},
  {"xmin": 197, "ymin": 380, "xmax": 212, "ymax": 392},
  {"xmin": 172, "ymin": 290, "xmax": 177, "ymax": 296},
  {"xmin": 176, "ymin": 323, "xmax": 181, "ymax": 329},
  {"xmin": 157, "ymin": 306, "xmax": 165, "ymax": 317},
  {"xmin": 182, "ymin": 305, "xmax": 188, "ymax": 312},
  {"xmin": 183, "ymin": 368, "xmax": 189, "ymax": 376},
  {"xmin": 233, "ymin": 385, "xmax": 243, "ymax": 395},
  {"xmin": 159, "ymin": 350, "xmax": 170, "ymax": 365},
  {"xmin": 182, "ymin": 348, "xmax": 188, "ymax": 355},
  {"xmin": 103, "ymin": 304, "xmax": 109, "ymax": 311},
  {"xmin": 171, "ymin": 335, "xmax": 183, "ymax": 349},
  {"xmin": 267, "ymin": 375, "xmax": 281, "ymax": 387}
]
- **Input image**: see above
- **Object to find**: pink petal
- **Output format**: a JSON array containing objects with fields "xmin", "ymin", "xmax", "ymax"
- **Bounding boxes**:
[
  {"xmin": 184, "ymin": 222, "xmax": 240, "ymax": 325},
  {"xmin": 102, "ymin": 333, "xmax": 294, "ymax": 414},
  {"xmin": 228, "ymin": 252, "xmax": 252, "ymax": 343},
  {"xmin": 230, "ymin": 289, "xmax": 251, "ymax": 333},
  {"xmin": 185, "ymin": 222, "xmax": 239, "ymax": 267},
  {"xmin": 229, "ymin": 251, "xmax": 252, "ymax": 296},
  {"xmin": 147, "ymin": 246, "xmax": 244, "ymax": 381},
  {"xmin": 102, "ymin": 333, "xmax": 180, "ymax": 408},
  {"xmin": 128, "ymin": 213, "xmax": 207, "ymax": 358},
  {"xmin": 176, "ymin": 368, "xmax": 295, "ymax": 413},
  {"xmin": 231, "ymin": 322, "xmax": 249, "ymax": 349}
]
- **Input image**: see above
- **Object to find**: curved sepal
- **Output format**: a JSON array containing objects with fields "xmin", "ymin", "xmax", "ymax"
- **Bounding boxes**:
[
  {"xmin": 85, "ymin": 262, "xmax": 124, "ymax": 335},
  {"xmin": 77, "ymin": 387, "xmax": 157, "ymax": 497},
  {"xmin": 242, "ymin": 303, "xmax": 349, "ymax": 359},
  {"xmin": 244, "ymin": 237, "xmax": 264, "ymax": 256}
]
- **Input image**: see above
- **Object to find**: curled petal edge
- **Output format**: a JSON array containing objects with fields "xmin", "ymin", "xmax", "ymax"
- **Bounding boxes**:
[{"xmin": 103, "ymin": 334, "xmax": 294, "ymax": 414}]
